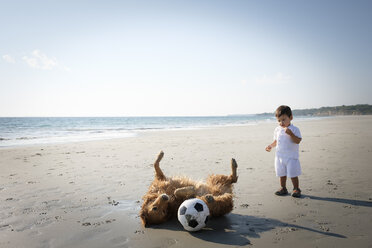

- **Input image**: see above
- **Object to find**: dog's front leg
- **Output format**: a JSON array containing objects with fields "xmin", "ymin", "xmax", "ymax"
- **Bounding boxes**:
[
  {"xmin": 154, "ymin": 151, "xmax": 166, "ymax": 180},
  {"xmin": 174, "ymin": 186, "xmax": 196, "ymax": 199}
]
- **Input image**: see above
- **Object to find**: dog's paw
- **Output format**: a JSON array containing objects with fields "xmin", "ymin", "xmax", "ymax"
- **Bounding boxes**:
[
  {"xmin": 204, "ymin": 194, "xmax": 215, "ymax": 203},
  {"xmin": 156, "ymin": 151, "xmax": 164, "ymax": 162},
  {"xmin": 231, "ymin": 158, "xmax": 238, "ymax": 169},
  {"xmin": 161, "ymin": 194, "xmax": 169, "ymax": 201},
  {"xmin": 174, "ymin": 188, "xmax": 181, "ymax": 196}
]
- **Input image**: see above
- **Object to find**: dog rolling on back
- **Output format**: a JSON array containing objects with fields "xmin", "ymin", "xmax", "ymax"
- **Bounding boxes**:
[{"xmin": 140, "ymin": 151, "xmax": 238, "ymax": 226}]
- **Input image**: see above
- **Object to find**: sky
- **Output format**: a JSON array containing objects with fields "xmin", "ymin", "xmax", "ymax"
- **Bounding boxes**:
[{"xmin": 1, "ymin": 0, "xmax": 371, "ymax": 117}]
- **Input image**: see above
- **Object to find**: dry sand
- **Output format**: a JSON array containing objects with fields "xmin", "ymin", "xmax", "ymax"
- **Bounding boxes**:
[{"xmin": 1, "ymin": 116, "xmax": 372, "ymax": 248}]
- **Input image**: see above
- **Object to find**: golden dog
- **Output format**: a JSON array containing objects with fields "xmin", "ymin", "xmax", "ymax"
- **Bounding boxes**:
[{"xmin": 140, "ymin": 151, "xmax": 238, "ymax": 226}]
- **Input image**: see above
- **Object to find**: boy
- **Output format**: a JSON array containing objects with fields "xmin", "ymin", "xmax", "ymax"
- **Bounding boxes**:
[{"xmin": 265, "ymin": 105, "xmax": 302, "ymax": 198}]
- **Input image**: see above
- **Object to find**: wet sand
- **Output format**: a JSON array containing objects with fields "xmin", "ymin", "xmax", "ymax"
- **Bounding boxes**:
[{"xmin": 1, "ymin": 116, "xmax": 372, "ymax": 247}]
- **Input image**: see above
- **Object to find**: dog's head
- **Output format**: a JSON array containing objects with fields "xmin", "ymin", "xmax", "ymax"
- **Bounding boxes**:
[{"xmin": 140, "ymin": 193, "xmax": 171, "ymax": 226}]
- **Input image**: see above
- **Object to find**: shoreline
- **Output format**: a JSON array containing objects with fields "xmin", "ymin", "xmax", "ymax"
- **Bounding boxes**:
[
  {"xmin": 1, "ymin": 115, "xmax": 372, "ymax": 247},
  {"xmin": 0, "ymin": 115, "xmax": 348, "ymax": 148}
]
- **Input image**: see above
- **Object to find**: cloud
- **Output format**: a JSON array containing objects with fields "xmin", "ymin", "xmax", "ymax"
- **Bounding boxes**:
[
  {"xmin": 255, "ymin": 73, "xmax": 292, "ymax": 85},
  {"xmin": 2, "ymin": 54, "xmax": 16, "ymax": 63},
  {"xmin": 22, "ymin": 50, "xmax": 58, "ymax": 70}
]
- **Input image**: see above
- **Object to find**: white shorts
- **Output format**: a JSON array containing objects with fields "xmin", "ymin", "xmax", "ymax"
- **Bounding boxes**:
[{"xmin": 275, "ymin": 156, "xmax": 301, "ymax": 178}]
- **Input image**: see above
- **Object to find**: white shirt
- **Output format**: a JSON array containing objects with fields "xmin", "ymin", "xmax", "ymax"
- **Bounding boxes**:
[{"xmin": 274, "ymin": 124, "xmax": 302, "ymax": 159}]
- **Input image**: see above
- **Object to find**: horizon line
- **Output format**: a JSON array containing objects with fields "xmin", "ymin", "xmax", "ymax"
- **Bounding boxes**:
[{"xmin": 1, "ymin": 104, "xmax": 370, "ymax": 118}]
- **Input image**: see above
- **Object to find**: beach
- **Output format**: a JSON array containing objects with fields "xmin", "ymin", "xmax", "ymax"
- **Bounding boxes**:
[{"xmin": 1, "ymin": 116, "xmax": 372, "ymax": 248}]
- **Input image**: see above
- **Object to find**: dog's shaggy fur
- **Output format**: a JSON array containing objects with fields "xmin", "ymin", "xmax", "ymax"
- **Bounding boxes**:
[{"xmin": 140, "ymin": 151, "xmax": 238, "ymax": 226}]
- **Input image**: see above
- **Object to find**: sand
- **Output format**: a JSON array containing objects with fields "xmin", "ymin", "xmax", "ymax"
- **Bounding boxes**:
[{"xmin": 1, "ymin": 116, "xmax": 372, "ymax": 248}]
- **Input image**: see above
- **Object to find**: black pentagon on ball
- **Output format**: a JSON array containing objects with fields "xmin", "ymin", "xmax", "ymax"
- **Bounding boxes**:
[
  {"xmin": 194, "ymin": 203, "xmax": 203, "ymax": 212},
  {"xmin": 204, "ymin": 215, "xmax": 209, "ymax": 224},
  {"xmin": 188, "ymin": 219, "xmax": 199, "ymax": 228},
  {"xmin": 179, "ymin": 206, "xmax": 187, "ymax": 215}
]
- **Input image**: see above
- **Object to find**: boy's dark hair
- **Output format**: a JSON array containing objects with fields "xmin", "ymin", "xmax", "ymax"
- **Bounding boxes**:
[{"xmin": 275, "ymin": 105, "xmax": 292, "ymax": 118}]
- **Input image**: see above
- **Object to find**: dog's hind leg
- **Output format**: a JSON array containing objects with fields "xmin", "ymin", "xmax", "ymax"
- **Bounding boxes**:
[
  {"xmin": 206, "ymin": 158, "xmax": 238, "ymax": 186},
  {"xmin": 230, "ymin": 158, "xmax": 238, "ymax": 183},
  {"xmin": 154, "ymin": 151, "xmax": 166, "ymax": 180},
  {"xmin": 202, "ymin": 193, "xmax": 234, "ymax": 216}
]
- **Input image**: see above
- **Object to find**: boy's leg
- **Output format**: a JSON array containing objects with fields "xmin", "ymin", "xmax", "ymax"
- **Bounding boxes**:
[
  {"xmin": 275, "ymin": 157, "xmax": 288, "ymax": 195},
  {"xmin": 280, "ymin": 176, "xmax": 287, "ymax": 188},
  {"xmin": 288, "ymin": 157, "xmax": 301, "ymax": 190},
  {"xmin": 291, "ymin": 177, "xmax": 299, "ymax": 189},
  {"xmin": 275, "ymin": 176, "xmax": 288, "ymax": 195},
  {"xmin": 290, "ymin": 177, "xmax": 301, "ymax": 198}
]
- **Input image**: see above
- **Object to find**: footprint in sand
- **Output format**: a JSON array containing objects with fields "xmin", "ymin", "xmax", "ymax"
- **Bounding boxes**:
[
  {"xmin": 110, "ymin": 236, "xmax": 129, "ymax": 245},
  {"xmin": 240, "ymin": 203, "xmax": 249, "ymax": 208},
  {"xmin": 81, "ymin": 219, "xmax": 116, "ymax": 227}
]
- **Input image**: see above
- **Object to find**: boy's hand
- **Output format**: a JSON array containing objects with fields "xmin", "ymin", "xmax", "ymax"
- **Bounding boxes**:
[
  {"xmin": 284, "ymin": 127, "xmax": 293, "ymax": 136},
  {"xmin": 265, "ymin": 145, "xmax": 272, "ymax": 152}
]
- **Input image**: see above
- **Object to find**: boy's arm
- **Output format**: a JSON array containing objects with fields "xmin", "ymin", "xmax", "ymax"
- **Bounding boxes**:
[
  {"xmin": 285, "ymin": 128, "xmax": 302, "ymax": 144},
  {"xmin": 265, "ymin": 140, "xmax": 277, "ymax": 152}
]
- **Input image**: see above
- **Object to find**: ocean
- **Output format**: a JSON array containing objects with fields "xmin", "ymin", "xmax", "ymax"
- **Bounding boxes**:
[{"xmin": 0, "ymin": 115, "xmax": 314, "ymax": 147}]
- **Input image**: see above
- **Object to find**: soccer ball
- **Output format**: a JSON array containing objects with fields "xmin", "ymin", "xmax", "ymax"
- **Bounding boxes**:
[{"xmin": 177, "ymin": 198, "xmax": 210, "ymax": 232}]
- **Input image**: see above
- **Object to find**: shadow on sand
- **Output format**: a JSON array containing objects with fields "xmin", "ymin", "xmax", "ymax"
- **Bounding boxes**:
[
  {"xmin": 151, "ymin": 213, "xmax": 346, "ymax": 246},
  {"xmin": 303, "ymin": 195, "xmax": 372, "ymax": 207}
]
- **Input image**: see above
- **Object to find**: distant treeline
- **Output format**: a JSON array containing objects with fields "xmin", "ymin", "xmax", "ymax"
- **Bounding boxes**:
[{"xmin": 258, "ymin": 104, "xmax": 372, "ymax": 116}]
